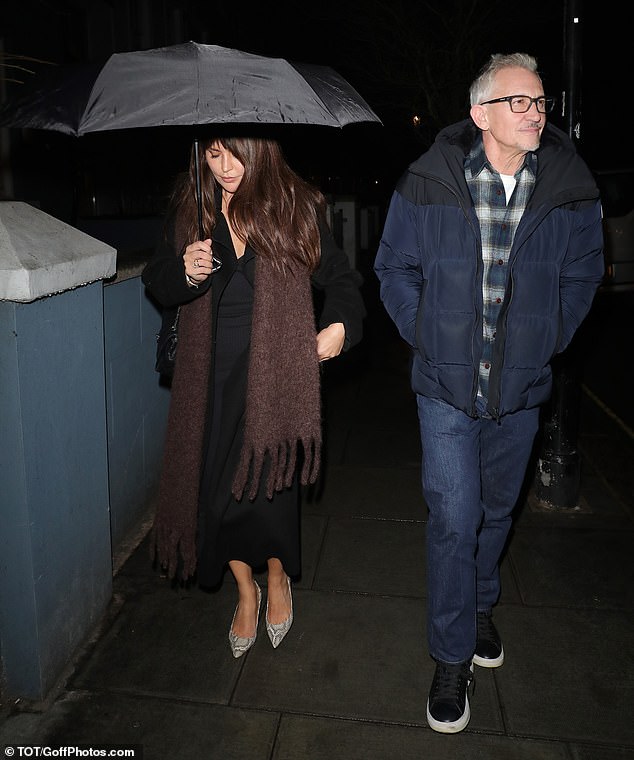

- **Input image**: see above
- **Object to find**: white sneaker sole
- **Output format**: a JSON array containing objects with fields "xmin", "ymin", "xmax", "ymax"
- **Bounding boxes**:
[
  {"xmin": 426, "ymin": 696, "xmax": 471, "ymax": 734},
  {"xmin": 473, "ymin": 646, "xmax": 504, "ymax": 668}
]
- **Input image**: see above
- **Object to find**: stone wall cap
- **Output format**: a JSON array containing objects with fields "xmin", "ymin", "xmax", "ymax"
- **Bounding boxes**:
[{"xmin": 0, "ymin": 201, "xmax": 117, "ymax": 303}]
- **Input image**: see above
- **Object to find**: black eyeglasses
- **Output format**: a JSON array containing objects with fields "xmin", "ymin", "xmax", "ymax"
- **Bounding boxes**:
[{"xmin": 480, "ymin": 95, "xmax": 556, "ymax": 114}]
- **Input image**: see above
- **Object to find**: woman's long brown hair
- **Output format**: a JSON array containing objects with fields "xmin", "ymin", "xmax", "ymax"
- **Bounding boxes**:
[{"xmin": 170, "ymin": 134, "xmax": 326, "ymax": 272}]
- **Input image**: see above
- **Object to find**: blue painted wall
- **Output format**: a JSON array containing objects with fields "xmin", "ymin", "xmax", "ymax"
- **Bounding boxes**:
[
  {"xmin": 103, "ymin": 276, "xmax": 170, "ymax": 555},
  {"xmin": 0, "ymin": 284, "xmax": 113, "ymax": 698},
  {"xmin": 0, "ymin": 272, "xmax": 171, "ymax": 700}
]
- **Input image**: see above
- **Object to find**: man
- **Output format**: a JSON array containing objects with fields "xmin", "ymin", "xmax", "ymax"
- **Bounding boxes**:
[{"xmin": 374, "ymin": 53, "xmax": 604, "ymax": 733}]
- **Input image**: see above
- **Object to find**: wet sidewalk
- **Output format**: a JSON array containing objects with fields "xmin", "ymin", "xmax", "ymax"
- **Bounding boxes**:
[{"xmin": 1, "ymin": 278, "xmax": 633, "ymax": 760}]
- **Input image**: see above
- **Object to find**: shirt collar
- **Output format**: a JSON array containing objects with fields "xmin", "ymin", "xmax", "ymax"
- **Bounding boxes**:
[{"xmin": 465, "ymin": 132, "xmax": 538, "ymax": 179}]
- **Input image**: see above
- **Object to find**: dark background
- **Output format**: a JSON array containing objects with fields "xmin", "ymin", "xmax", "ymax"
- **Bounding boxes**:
[{"xmin": 0, "ymin": 0, "xmax": 630, "ymax": 223}]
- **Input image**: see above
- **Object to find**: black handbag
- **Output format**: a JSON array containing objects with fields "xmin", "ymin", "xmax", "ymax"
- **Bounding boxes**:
[{"xmin": 155, "ymin": 306, "xmax": 180, "ymax": 376}]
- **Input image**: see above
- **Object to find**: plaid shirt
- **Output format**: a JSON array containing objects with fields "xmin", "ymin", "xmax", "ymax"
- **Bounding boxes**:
[{"xmin": 465, "ymin": 135, "xmax": 536, "ymax": 403}]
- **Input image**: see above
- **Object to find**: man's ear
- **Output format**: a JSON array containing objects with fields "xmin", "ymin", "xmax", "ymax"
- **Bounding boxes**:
[{"xmin": 470, "ymin": 104, "xmax": 488, "ymax": 131}]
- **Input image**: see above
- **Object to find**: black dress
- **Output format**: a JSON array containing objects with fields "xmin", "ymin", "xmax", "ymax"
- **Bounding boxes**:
[{"xmin": 196, "ymin": 244, "xmax": 300, "ymax": 588}]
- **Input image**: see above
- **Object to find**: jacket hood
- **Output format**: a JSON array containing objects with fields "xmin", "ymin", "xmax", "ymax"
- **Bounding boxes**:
[
  {"xmin": 405, "ymin": 119, "xmax": 475, "ymax": 190},
  {"xmin": 405, "ymin": 118, "xmax": 599, "ymax": 206}
]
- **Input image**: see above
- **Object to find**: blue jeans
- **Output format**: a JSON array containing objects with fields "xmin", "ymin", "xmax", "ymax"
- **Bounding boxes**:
[{"xmin": 416, "ymin": 395, "xmax": 539, "ymax": 664}]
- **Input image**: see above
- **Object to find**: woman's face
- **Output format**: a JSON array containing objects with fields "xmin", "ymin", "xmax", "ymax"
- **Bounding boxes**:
[{"xmin": 205, "ymin": 141, "xmax": 245, "ymax": 196}]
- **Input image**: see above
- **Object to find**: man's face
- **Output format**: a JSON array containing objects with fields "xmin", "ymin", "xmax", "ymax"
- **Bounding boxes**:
[{"xmin": 471, "ymin": 67, "xmax": 546, "ymax": 157}]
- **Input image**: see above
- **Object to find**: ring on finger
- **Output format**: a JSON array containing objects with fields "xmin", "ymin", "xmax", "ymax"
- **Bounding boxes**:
[{"xmin": 194, "ymin": 258, "xmax": 200, "ymax": 268}]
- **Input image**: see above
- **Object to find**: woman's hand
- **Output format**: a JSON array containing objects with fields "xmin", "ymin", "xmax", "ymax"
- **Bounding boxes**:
[
  {"xmin": 183, "ymin": 239, "xmax": 214, "ymax": 285},
  {"xmin": 316, "ymin": 322, "xmax": 345, "ymax": 362}
]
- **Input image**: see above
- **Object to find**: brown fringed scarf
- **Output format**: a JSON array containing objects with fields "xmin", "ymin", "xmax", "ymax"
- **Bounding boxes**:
[{"xmin": 152, "ymin": 249, "xmax": 322, "ymax": 580}]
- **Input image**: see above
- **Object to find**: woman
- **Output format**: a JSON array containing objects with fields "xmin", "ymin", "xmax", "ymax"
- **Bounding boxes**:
[{"xmin": 142, "ymin": 133, "xmax": 365, "ymax": 657}]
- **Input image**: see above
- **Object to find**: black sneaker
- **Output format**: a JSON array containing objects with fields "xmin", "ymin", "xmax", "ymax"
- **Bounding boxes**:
[
  {"xmin": 473, "ymin": 611, "xmax": 504, "ymax": 668},
  {"xmin": 426, "ymin": 660, "xmax": 474, "ymax": 734}
]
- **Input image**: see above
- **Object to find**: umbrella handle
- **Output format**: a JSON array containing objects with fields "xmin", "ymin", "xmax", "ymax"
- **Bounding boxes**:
[
  {"xmin": 194, "ymin": 136, "xmax": 222, "ymax": 273},
  {"xmin": 194, "ymin": 137, "xmax": 204, "ymax": 240}
]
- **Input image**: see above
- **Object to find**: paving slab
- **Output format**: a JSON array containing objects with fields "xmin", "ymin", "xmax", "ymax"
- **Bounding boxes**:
[
  {"xmin": 494, "ymin": 606, "xmax": 634, "ymax": 745},
  {"xmin": 509, "ymin": 526, "xmax": 634, "ymax": 609},
  {"xmin": 232, "ymin": 590, "xmax": 503, "ymax": 732},
  {"xmin": 0, "ymin": 692, "xmax": 278, "ymax": 760},
  {"xmin": 71, "ymin": 582, "xmax": 242, "ymax": 703},
  {"xmin": 273, "ymin": 714, "xmax": 575, "ymax": 759},
  {"xmin": 303, "ymin": 464, "xmax": 424, "ymax": 520},
  {"xmin": 571, "ymin": 746, "xmax": 634, "ymax": 760}
]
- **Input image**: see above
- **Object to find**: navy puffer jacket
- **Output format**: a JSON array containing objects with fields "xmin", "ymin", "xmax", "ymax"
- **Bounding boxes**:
[{"xmin": 374, "ymin": 119, "xmax": 604, "ymax": 419}]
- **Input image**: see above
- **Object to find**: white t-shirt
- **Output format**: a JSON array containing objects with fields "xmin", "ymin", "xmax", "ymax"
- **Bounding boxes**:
[{"xmin": 500, "ymin": 174, "xmax": 517, "ymax": 204}]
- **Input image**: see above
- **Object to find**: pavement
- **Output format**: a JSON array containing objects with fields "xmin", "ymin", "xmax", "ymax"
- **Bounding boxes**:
[{"xmin": 1, "ymin": 264, "xmax": 634, "ymax": 760}]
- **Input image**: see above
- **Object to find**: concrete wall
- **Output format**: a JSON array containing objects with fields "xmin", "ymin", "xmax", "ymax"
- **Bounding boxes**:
[
  {"xmin": 103, "ymin": 275, "xmax": 170, "ymax": 563},
  {"xmin": 0, "ymin": 203, "xmax": 171, "ymax": 700}
]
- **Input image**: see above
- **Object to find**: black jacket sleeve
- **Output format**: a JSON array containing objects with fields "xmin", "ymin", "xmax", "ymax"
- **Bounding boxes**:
[
  {"xmin": 311, "ymin": 219, "xmax": 366, "ymax": 351},
  {"xmin": 141, "ymin": 216, "xmax": 211, "ymax": 308}
]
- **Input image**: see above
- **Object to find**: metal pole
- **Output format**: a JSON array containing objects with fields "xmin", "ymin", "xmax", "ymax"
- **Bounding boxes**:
[
  {"xmin": 533, "ymin": 0, "xmax": 584, "ymax": 510},
  {"xmin": 563, "ymin": 0, "xmax": 583, "ymax": 142}
]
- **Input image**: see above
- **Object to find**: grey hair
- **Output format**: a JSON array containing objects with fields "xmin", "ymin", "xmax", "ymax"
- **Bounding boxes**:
[{"xmin": 469, "ymin": 53, "xmax": 541, "ymax": 106}]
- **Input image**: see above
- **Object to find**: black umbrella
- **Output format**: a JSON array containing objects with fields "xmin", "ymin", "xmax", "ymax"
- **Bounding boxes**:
[{"xmin": 0, "ymin": 41, "xmax": 382, "ymax": 236}]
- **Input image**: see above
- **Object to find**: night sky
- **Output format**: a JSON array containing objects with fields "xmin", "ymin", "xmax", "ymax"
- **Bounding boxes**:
[{"xmin": 1, "ymin": 0, "xmax": 629, "ymax": 220}]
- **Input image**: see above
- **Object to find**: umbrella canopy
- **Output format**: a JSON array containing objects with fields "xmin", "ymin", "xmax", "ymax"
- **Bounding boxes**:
[{"xmin": 0, "ymin": 41, "xmax": 381, "ymax": 135}]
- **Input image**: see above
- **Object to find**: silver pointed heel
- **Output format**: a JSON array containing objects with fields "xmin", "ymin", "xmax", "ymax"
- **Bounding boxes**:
[
  {"xmin": 266, "ymin": 576, "xmax": 293, "ymax": 648},
  {"xmin": 228, "ymin": 580, "xmax": 261, "ymax": 658}
]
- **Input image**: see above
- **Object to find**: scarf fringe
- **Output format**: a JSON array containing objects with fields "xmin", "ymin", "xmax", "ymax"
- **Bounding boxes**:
[
  {"xmin": 151, "ymin": 521, "xmax": 198, "ymax": 581},
  {"xmin": 232, "ymin": 434, "xmax": 322, "ymax": 501}
]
